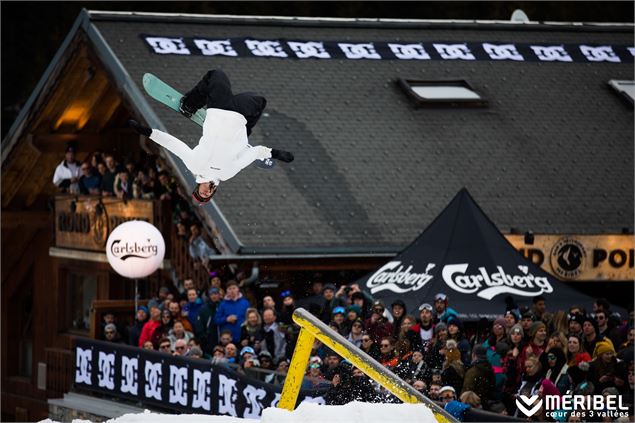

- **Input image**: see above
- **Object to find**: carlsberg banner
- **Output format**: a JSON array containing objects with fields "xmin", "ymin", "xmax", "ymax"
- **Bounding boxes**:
[
  {"xmin": 359, "ymin": 189, "xmax": 600, "ymax": 319},
  {"xmin": 74, "ymin": 339, "xmax": 325, "ymax": 416},
  {"xmin": 367, "ymin": 261, "xmax": 553, "ymax": 299}
]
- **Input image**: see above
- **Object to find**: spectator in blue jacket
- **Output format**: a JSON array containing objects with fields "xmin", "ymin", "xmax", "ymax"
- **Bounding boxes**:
[
  {"xmin": 434, "ymin": 293, "xmax": 459, "ymax": 324},
  {"xmin": 215, "ymin": 280, "xmax": 251, "ymax": 342},
  {"xmin": 183, "ymin": 288, "xmax": 205, "ymax": 325}
]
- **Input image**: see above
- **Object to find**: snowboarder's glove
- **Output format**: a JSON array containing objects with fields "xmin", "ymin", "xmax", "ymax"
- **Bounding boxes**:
[
  {"xmin": 128, "ymin": 119, "xmax": 151, "ymax": 137},
  {"xmin": 271, "ymin": 149, "xmax": 294, "ymax": 163}
]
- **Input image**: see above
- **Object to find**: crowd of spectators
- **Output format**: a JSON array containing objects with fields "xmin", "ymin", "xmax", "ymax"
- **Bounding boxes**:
[
  {"xmin": 53, "ymin": 144, "xmax": 221, "ymax": 263},
  {"xmin": 99, "ymin": 268, "xmax": 634, "ymax": 422},
  {"xmin": 57, "ymin": 145, "xmax": 633, "ymax": 422}
]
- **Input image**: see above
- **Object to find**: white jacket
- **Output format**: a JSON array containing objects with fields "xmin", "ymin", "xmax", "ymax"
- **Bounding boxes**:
[
  {"xmin": 149, "ymin": 108, "xmax": 271, "ymax": 185},
  {"xmin": 52, "ymin": 160, "xmax": 80, "ymax": 192}
]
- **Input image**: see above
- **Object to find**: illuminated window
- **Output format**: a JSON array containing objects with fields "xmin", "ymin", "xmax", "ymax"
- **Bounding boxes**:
[
  {"xmin": 608, "ymin": 80, "xmax": 634, "ymax": 106},
  {"xmin": 398, "ymin": 79, "xmax": 488, "ymax": 107}
]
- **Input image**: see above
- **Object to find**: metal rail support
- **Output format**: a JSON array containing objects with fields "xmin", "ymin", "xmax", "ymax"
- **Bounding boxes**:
[{"xmin": 278, "ymin": 308, "xmax": 457, "ymax": 423}]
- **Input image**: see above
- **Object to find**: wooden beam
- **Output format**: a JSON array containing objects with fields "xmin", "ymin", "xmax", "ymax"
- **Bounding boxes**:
[
  {"xmin": 2, "ymin": 231, "xmax": 39, "ymax": 299},
  {"xmin": 1, "ymin": 227, "xmax": 40, "ymax": 284},
  {"xmin": 1, "ymin": 211, "xmax": 51, "ymax": 229},
  {"xmin": 31, "ymin": 133, "xmax": 109, "ymax": 154},
  {"xmin": 1, "ymin": 135, "xmax": 42, "ymax": 208}
]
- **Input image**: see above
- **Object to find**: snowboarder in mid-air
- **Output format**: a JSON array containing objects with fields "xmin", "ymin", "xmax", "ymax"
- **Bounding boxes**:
[{"xmin": 129, "ymin": 69, "xmax": 294, "ymax": 204}]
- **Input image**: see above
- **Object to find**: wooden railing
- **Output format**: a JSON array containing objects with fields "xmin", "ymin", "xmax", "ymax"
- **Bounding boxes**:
[{"xmin": 45, "ymin": 347, "xmax": 73, "ymax": 397}]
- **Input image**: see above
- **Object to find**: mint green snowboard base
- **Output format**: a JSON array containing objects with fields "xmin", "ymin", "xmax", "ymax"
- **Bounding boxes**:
[
  {"xmin": 142, "ymin": 73, "xmax": 274, "ymax": 170},
  {"xmin": 143, "ymin": 73, "xmax": 207, "ymax": 126}
]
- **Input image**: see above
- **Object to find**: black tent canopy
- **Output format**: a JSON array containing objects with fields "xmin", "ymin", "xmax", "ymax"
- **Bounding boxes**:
[{"xmin": 359, "ymin": 188, "xmax": 601, "ymax": 320}]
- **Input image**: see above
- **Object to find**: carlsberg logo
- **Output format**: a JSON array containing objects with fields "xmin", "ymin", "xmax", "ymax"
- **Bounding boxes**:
[
  {"xmin": 366, "ymin": 261, "xmax": 435, "ymax": 294},
  {"xmin": 442, "ymin": 264, "xmax": 553, "ymax": 299},
  {"xmin": 110, "ymin": 239, "xmax": 159, "ymax": 261}
]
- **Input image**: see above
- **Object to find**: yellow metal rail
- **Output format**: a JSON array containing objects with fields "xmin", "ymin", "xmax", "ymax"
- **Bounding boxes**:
[{"xmin": 278, "ymin": 308, "xmax": 457, "ymax": 423}]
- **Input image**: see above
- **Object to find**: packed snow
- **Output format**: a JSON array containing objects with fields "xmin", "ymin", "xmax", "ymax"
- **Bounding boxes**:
[{"xmin": 40, "ymin": 401, "xmax": 438, "ymax": 423}]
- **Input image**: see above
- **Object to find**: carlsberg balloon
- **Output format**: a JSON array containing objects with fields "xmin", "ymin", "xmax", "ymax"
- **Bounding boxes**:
[{"xmin": 106, "ymin": 220, "xmax": 165, "ymax": 278}]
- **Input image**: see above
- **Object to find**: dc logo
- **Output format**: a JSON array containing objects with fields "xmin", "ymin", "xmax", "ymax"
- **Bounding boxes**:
[{"xmin": 516, "ymin": 394, "xmax": 542, "ymax": 417}]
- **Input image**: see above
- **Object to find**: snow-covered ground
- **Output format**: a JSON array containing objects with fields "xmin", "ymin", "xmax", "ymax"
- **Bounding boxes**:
[{"xmin": 41, "ymin": 401, "xmax": 437, "ymax": 423}]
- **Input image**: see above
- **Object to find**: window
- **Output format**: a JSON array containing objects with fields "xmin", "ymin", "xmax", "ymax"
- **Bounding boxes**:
[
  {"xmin": 398, "ymin": 78, "xmax": 488, "ymax": 107},
  {"xmin": 608, "ymin": 80, "xmax": 634, "ymax": 106},
  {"xmin": 68, "ymin": 272, "xmax": 97, "ymax": 332}
]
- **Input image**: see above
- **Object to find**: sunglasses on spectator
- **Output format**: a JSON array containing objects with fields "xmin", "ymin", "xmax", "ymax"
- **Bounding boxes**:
[
  {"xmin": 160, "ymin": 344, "xmax": 171, "ymax": 349},
  {"xmin": 105, "ymin": 330, "xmax": 115, "ymax": 335},
  {"xmin": 597, "ymin": 315, "xmax": 605, "ymax": 320},
  {"xmin": 353, "ymin": 323, "xmax": 362, "ymax": 327},
  {"xmin": 309, "ymin": 364, "xmax": 320, "ymax": 369},
  {"xmin": 176, "ymin": 346, "xmax": 185, "ymax": 350},
  {"xmin": 547, "ymin": 354, "xmax": 556, "ymax": 360},
  {"xmin": 362, "ymin": 338, "xmax": 371, "ymax": 342},
  {"xmin": 441, "ymin": 395, "xmax": 455, "ymax": 401}
]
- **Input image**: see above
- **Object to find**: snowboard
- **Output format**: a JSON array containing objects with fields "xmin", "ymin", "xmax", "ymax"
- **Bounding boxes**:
[{"xmin": 142, "ymin": 73, "xmax": 275, "ymax": 170}]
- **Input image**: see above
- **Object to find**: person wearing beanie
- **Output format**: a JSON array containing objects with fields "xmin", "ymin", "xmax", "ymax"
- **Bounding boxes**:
[
  {"xmin": 482, "ymin": 318, "xmax": 509, "ymax": 401},
  {"xmin": 540, "ymin": 378, "xmax": 562, "ymax": 397},
  {"xmin": 593, "ymin": 339, "xmax": 616, "ymax": 359},
  {"xmin": 346, "ymin": 318, "xmax": 365, "ymax": 348},
  {"xmin": 582, "ymin": 314, "xmax": 606, "ymax": 358},
  {"xmin": 434, "ymin": 322, "xmax": 448, "ymax": 336},
  {"xmin": 588, "ymin": 338, "xmax": 620, "ymax": 394},
  {"xmin": 128, "ymin": 305, "xmax": 150, "ymax": 346},
  {"xmin": 514, "ymin": 356, "xmax": 544, "ymax": 418},
  {"xmin": 318, "ymin": 283, "xmax": 346, "ymax": 324},
  {"xmin": 461, "ymin": 344, "xmax": 495, "ymax": 408},
  {"xmin": 425, "ymin": 322, "xmax": 450, "ymax": 371},
  {"xmin": 194, "ymin": 287, "xmax": 223, "ymax": 354},
  {"xmin": 504, "ymin": 310, "xmax": 519, "ymax": 330},
  {"xmin": 442, "ymin": 339, "xmax": 465, "ymax": 394},
  {"xmin": 517, "ymin": 321, "xmax": 547, "ymax": 382},
  {"xmin": 503, "ymin": 323, "xmax": 527, "ymax": 391},
  {"xmin": 342, "ymin": 304, "xmax": 363, "ymax": 335},
  {"xmin": 568, "ymin": 313, "xmax": 584, "ymax": 336},
  {"xmin": 447, "ymin": 316, "xmax": 471, "ymax": 365}
]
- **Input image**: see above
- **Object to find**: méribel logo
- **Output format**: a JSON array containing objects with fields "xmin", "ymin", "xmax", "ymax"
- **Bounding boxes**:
[{"xmin": 516, "ymin": 394, "xmax": 542, "ymax": 417}]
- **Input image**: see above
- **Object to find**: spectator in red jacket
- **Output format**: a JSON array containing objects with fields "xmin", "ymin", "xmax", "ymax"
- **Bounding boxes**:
[{"xmin": 138, "ymin": 306, "xmax": 161, "ymax": 347}]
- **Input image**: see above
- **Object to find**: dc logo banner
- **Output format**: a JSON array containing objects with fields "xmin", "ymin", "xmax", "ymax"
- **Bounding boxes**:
[
  {"xmin": 288, "ymin": 41, "xmax": 331, "ymax": 59},
  {"xmin": 73, "ymin": 338, "xmax": 327, "ymax": 417},
  {"xmin": 516, "ymin": 395, "xmax": 542, "ymax": 417},
  {"xmin": 530, "ymin": 45, "xmax": 573, "ymax": 62},
  {"xmin": 140, "ymin": 34, "xmax": 633, "ymax": 64},
  {"xmin": 193, "ymin": 39, "xmax": 237, "ymax": 57},
  {"xmin": 579, "ymin": 45, "xmax": 621, "ymax": 62},
  {"xmin": 144, "ymin": 37, "xmax": 191, "ymax": 55}
]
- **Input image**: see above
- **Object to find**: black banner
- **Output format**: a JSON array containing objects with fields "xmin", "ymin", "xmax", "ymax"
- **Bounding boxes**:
[
  {"xmin": 140, "ymin": 34, "xmax": 634, "ymax": 64},
  {"xmin": 74, "ymin": 338, "xmax": 326, "ymax": 417}
]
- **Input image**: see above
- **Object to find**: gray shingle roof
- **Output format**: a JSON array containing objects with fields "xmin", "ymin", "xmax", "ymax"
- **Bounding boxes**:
[{"xmin": 90, "ymin": 12, "xmax": 634, "ymax": 254}]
